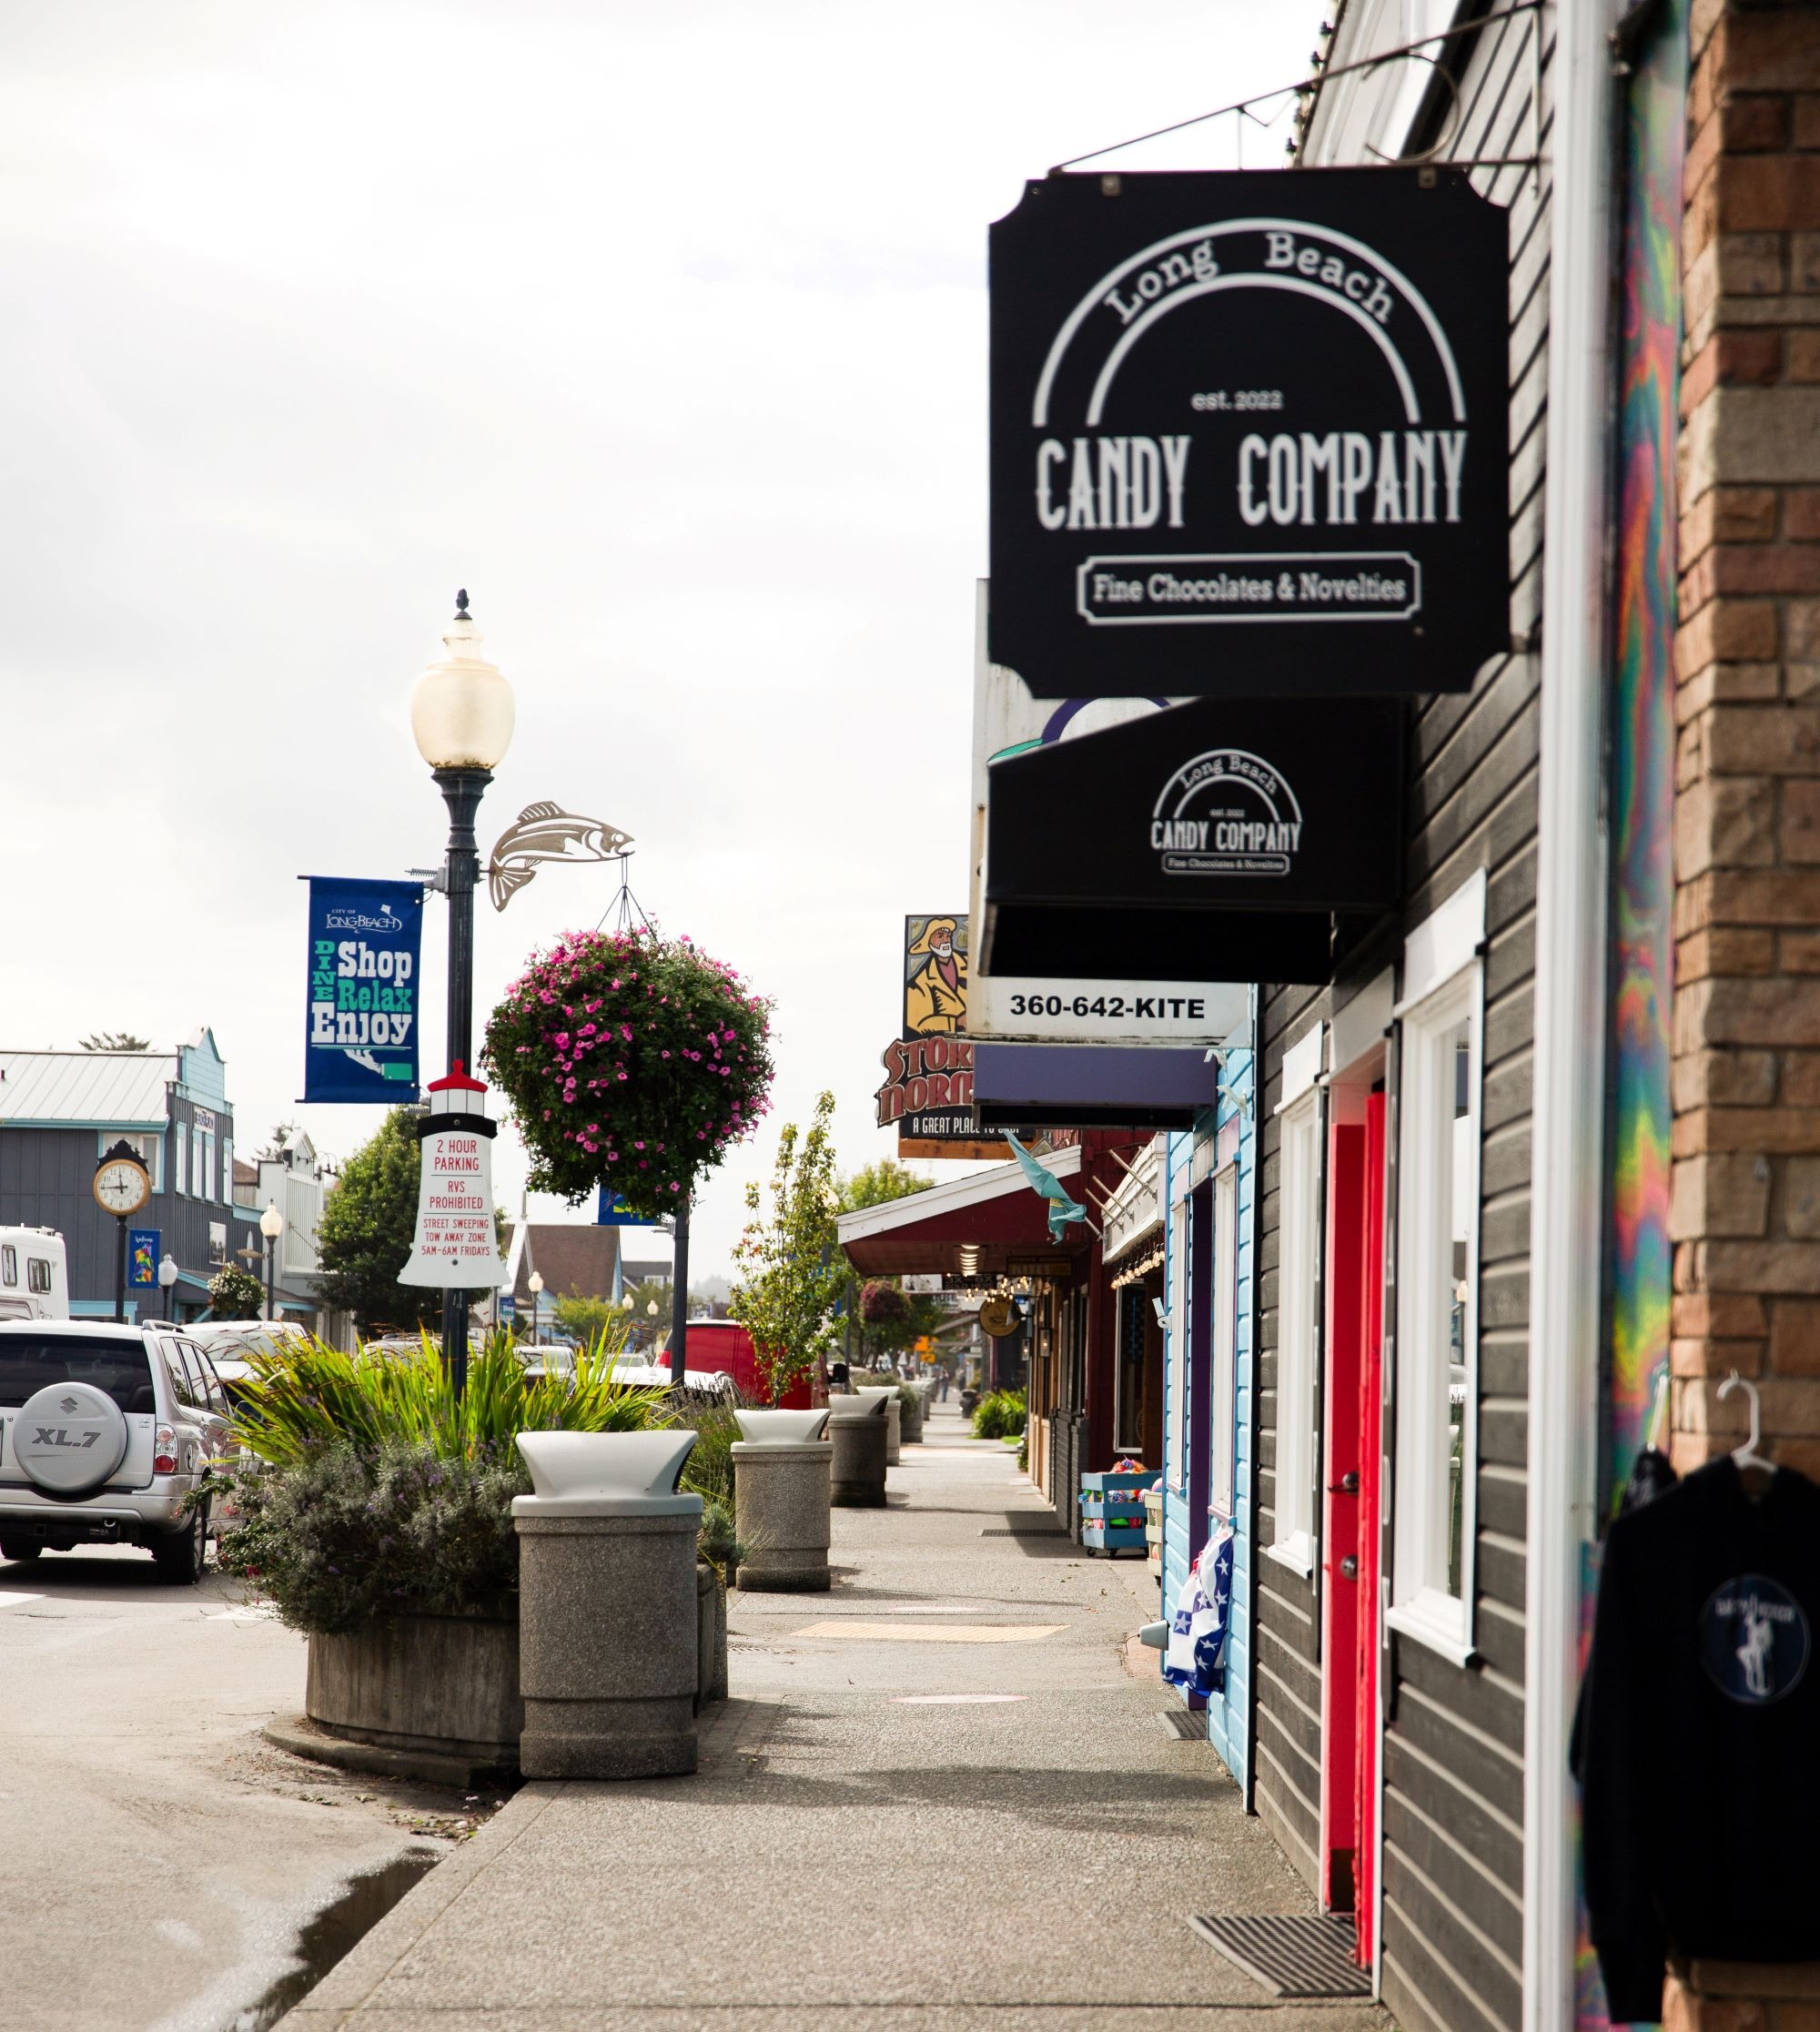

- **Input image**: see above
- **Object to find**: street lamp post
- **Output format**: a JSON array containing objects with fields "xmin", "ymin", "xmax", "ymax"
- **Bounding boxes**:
[
  {"xmin": 529, "ymin": 1269, "xmax": 544, "ymax": 1345},
  {"xmin": 158, "ymin": 1253, "xmax": 180, "ymax": 1325},
  {"xmin": 259, "ymin": 1201, "xmax": 284, "ymax": 1322},
  {"xmin": 410, "ymin": 591, "xmax": 515, "ymax": 1401}
]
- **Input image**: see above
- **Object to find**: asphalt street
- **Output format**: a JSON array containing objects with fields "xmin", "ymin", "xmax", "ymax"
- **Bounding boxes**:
[
  {"xmin": 286, "ymin": 1404, "xmax": 1394, "ymax": 2031},
  {"xmin": 0, "ymin": 1543, "xmax": 471, "ymax": 2032}
]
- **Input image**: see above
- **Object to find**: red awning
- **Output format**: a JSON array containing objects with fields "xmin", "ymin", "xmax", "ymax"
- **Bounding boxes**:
[{"xmin": 835, "ymin": 1147, "xmax": 1086, "ymax": 1279}]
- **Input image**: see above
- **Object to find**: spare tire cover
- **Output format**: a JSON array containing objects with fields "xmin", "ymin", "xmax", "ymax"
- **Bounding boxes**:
[{"xmin": 14, "ymin": 1381, "xmax": 129, "ymax": 1494}]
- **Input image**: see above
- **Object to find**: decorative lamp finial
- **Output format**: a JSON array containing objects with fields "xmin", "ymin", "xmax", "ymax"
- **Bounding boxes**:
[{"xmin": 455, "ymin": 588, "xmax": 470, "ymax": 621}]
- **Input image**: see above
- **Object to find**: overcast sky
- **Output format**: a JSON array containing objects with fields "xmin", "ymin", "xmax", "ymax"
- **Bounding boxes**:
[{"xmin": 3, "ymin": 0, "xmax": 1321, "ymax": 1282}]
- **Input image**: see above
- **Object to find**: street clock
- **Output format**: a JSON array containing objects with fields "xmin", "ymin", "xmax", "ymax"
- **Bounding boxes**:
[{"xmin": 93, "ymin": 1145, "xmax": 151, "ymax": 1219}]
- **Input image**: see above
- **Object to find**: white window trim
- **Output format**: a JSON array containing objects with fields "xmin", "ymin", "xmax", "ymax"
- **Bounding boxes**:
[
  {"xmin": 1395, "ymin": 867, "xmax": 1486, "ymax": 1016},
  {"xmin": 1210, "ymin": 1162, "xmax": 1239, "ymax": 1522},
  {"xmin": 1269, "ymin": 1089, "xmax": 1320, "ymax": 1578},
  {"xmin": 1277, "ymin": 1022, "xmax": 1325, "ymax": 1115},
  {"xmin": 1390, "ymin": 954, "xmax": 1486, "ymax": 1665}
]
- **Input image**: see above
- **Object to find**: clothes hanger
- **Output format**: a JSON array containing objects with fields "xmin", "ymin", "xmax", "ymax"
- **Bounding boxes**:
[
  {"xmin": 1717, "ymin": 1370, "xmax": 1774, "ymax": 1481},
  {"xmin": 1643, "ymin": 1362, "xmax": 1670, "ymax": 1455}
]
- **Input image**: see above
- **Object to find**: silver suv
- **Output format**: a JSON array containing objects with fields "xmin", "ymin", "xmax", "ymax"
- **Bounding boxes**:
[{"xmin": 0, "ymin": 1320, "xmax": 230, "ymax": 1582}]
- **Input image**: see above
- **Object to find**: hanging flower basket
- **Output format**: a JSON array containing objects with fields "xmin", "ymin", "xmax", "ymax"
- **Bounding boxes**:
[{"xmin": 483, "ymin": 929, "xmax": 774, "ymax": 1218}]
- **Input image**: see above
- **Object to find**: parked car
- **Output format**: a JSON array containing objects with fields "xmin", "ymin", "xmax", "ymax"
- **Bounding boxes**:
[
  {"xmin": 0, "ymin": 1228, "xmax": 69, "ymax": 1321},
  {"xmin": 0, "ymin": 1320, "xmax": 229, "ymax": 1581},
  {"xmin": 182, "ymin": 1319, "xmax": 310, "ymax": 1393}
]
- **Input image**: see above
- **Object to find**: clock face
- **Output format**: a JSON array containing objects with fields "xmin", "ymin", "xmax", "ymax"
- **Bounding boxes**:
[{"xmin": 94, "ymin": 1159, "xmax": 150, "ymax": 1217}]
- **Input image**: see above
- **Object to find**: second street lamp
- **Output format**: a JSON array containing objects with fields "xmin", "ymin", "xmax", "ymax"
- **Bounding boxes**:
[
  {"xmin": 529, "ymin": 1269, "xmax": 544, "ymax": 1345},
  {"xmin": 410, "ymin": 590, "xmax": 515, "ymax": 1400},
  {"xmin": 259, "ymin": 1200, "xmax": 284, "ymax": 1322}
]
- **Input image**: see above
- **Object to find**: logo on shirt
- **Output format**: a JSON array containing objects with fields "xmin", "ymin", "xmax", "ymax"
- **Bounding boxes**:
[{"xmin": 1699, "ymin": 1573, "xmax": 1810, "ymax": 1706}]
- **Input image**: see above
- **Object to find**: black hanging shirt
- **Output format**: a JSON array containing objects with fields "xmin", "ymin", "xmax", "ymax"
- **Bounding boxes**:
[{"xmin": 1581, "ymin": 1457, "xmax": 1820, "ymax": 2023}]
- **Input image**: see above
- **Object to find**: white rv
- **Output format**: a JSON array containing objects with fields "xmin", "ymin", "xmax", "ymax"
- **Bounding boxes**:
[{"xmin": 0, "ymin": 1229, "xmax": 69, "ymax": 1320}]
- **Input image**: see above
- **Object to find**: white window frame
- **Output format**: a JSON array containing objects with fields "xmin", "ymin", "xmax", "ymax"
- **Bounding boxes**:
[
  {"xmin": 1387, "ymin": 955, "xmax": 1486, "ymax": 1667},
  {"xmin": 97, "ymin": 1130, "xmax": 161, "ymax": 1192},
  {"xmin": 1269, "ymin": 1090, "xmax": 1320, "ymax": 1577},
  {"xmin": 1167, "ymin": 1197, "xmax": 1189, "ymax": 1492},
  {"xmin": 192, "ymin": 1126, "xmax": 206, "ymax": 1201},
  {"xmin": 1210, "ymin": 1162, "xmax": 1239, "ymax": 1521},
  {"xmin": 220, "ymin": 1136, "xmax": 234, "ymax": 1206},
  {"xmin": 174, "ymin": 1125, "xmax": 187, "ymax": 1197}
]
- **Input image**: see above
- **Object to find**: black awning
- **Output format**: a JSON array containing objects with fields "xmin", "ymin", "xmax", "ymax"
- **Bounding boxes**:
[{"xmin": 982, "ymin": 695, "xmax": 1401, "ymax": 984}]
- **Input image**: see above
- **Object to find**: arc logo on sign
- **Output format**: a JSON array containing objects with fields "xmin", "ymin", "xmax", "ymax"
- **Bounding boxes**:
[
  {"xmin": 1698, "ymin": 1572, "xmax": 1810, "ymax": 1705},
  {"xmin": 988, "ymin": 169, "xmax": 1510, "ymax": 699},
  {"xmin": 1151, "ymin": 749, "xmax": 1301, "ymax": 878}
]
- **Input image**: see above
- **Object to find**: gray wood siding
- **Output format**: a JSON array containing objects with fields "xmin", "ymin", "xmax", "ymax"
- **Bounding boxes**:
[
  {"xmin": 1254, "ymin": 11, "xmax": 1552, "ymax": 2029},
  {"xmin": 1253, "ymin": 980, "xmax": 1327, "ymax": 1893}
]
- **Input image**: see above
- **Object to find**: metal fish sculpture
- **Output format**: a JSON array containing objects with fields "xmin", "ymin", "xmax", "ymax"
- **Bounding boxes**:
[{"xmin": 487, "ymin": 803, "xmax": 634, "ymax": 911}]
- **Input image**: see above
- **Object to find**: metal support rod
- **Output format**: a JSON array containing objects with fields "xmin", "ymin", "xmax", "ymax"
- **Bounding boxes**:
[
  {"xmin": 114, "ymin": 1217, "xmax": 126, "ymax": 1325},
  {"xmin": 264, "ymin": 1234, "xmax": 276, "ymax": 1323},
  {"xmin": 669, "ymin": 1198, "xmax": 691, "ymax": 1390},
  {"xmin": 434, "ymin": 766, "xmax": 492, "ymax": 1400}
]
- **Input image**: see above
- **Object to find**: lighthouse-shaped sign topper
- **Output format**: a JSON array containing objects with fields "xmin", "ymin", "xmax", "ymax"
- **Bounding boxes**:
[{"xmin": 399, "ymin": 1066, "xmax": 509, "ymax": 1289}]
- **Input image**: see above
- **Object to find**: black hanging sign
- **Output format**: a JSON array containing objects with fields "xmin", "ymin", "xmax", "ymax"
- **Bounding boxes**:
[
  {"xmin": 980, "ymin": 696, "xmax": 1402, "ymax": 985},
  {"xmin": 988, "ymin": 168, "xmax": 1509, "ymax": 699}
]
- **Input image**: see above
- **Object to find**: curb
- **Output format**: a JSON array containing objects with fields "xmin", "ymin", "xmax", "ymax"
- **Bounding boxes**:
[
  {"xmin": 278, "ymin": 1782, "xmax": 564, "ymax": 2027},
  {"xmin": 263, "ymin": 1714, "xmax": 516, "ymax": 1792}
]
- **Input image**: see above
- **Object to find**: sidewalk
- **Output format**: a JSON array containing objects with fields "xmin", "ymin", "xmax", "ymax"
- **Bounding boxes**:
[{"xmin": 285, "ymin": 1405, "xmax": 1395, "ymax": 2030}]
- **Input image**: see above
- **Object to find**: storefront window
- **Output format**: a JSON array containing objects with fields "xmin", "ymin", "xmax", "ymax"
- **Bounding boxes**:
[{"xmin": 1390, "ymin": 956, "xmax": 1483, "ymax": 1662}]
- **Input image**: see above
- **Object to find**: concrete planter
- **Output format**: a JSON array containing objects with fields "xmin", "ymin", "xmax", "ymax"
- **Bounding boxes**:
[
  {"xmin": 305, "ymin": 1611, "xmax": 523, "ymax": 1771},
  {"xmin": 828, "ymin": 1400, "xmax": 889, "ymax": 1508},
  {"xmin": 732, "ymin": 1435, "xmax": 833, "ymax": 1591},
  {"xmin": 857, "ymin": 1387, "xmax": 903, "ymax": 1464},
  {"xmin": 898, "ymin": 1390, "xmax": 925, "ymax": 1445},
  {"xmin": 512, "ymin": 1430, "xmax": 703, "ymax": 1780},
  {"xmin": 696, "ymin": 1562, "xmax": 729, "ymax": 1704}
]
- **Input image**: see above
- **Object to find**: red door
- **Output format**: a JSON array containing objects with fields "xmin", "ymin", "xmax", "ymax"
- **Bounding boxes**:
[
  {"xmin": 1319, "ymin": 1097, "xmax": 1387, "ymax": 1966},
  {"xmin": 1351, "ymin": 1093, "xmax": 1387, "ymax": 1965},
  {"xmin": 1320, "ymin": 1125, "xmax": 1365, "ymax": 1917}
]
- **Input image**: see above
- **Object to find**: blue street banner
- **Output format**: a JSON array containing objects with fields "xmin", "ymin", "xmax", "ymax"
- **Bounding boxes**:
[
  {"xmin": 303, "ymin": 876, "xmax": 424, "ymax": 1104},
  {"xmin": 127, "ymin": 1228, "xmax": 159, "ymax": 1289},
  {"xmin": 595, "ymin": 1188, "xmax": 646, "ymax": 1228}
]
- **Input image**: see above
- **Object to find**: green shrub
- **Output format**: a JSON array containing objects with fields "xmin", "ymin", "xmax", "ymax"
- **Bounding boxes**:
[
  {"xmin": 214, "ymin": 1329, "xmax": 680, "ymax": 1635},
  {"xmin": 215, "ymin": 1439, "xmax": 526, "ymax": 1634},
  {"xmin": 225, "ymin": 1328, "xmax": 666, "ymax": 1471},
  {"xmin": 972, "ymin": 1389, "xmax": 1027, "ymax": 1441}
]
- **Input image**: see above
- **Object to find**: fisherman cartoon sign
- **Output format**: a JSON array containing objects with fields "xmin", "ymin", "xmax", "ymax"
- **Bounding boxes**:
[{"xmin": 878, "ymin": 915, "xmax": 1007, "ymax": 1161}]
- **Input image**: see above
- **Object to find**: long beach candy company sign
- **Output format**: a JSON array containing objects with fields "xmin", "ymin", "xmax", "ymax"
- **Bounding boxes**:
[{"xmin": 988, "ymin": 168, "xmax": 1510, "ymax": 699}]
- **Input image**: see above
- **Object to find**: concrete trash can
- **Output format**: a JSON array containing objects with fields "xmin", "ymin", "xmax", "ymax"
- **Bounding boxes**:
[
  {"xmin": 733, "ymin": 1408, "xmax": 833, "ymax": 1593},
  {"xmin": 857, "ymin": 1386, "xmax": 903, "ymax": 1465},
  {"xmin": 512, "ymin": 1430, "xmax": 703, "ymax": 1779},
  {"xmin": 826, "ymin": 1395, "xmax": 889, "ymax": 1508}
]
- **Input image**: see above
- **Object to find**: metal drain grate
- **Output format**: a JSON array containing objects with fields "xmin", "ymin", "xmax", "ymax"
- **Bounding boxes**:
[
  {"xmin": 1158, "ymin": 1709, "xmax": 1203, "ymax": 1740},
  {"xmin": 1188, "ymin": 1914, "xmax": 1370, "ymax": 1998},
  {"xmin": 980, "ymin": 1520, "xmax": 1067, "ymax": 1537}
]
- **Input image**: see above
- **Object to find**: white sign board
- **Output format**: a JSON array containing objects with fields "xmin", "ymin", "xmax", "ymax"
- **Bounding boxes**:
[
  {"xmin": 971, "ymin": 975, "xmax": 1249, "ymax": 1046},
  {"xmin": 400, "ymin": 1118, "xmax": 508, "ymax": 1288},
  {"xmin": 901, "ymin": 1273, "xmax": 944, "ymax": 1294}
]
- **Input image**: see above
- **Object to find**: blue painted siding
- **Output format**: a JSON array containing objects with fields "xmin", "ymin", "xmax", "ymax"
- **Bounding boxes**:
[
  {"xmin": 1215, "ymin": 1046, "xmax": 1256, "ymax": 1797},
  {"xmin": 1160, "ymin": 1127, "xmax": 1196, "ymax": 1626},
  {"xmin": 1157, "ymin": 1046, "xmax": 1256, "ymax": 1799}
]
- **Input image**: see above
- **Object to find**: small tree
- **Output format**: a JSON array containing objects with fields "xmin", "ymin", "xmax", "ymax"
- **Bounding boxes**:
[
  {"xmin": 207, "ymin": 1265, "xmax": 265, "ymax": 1320},
  {"xmin": 551, "ymin": 1289, "xmax": 620, "ymax": 1345},
  {"xmin": 313, "ymin": 1107, "xmax": 441, "ymax": 1333},
  {"xmin": 842, "ymin": 1159, "xmax": 931, "ymax": 1211},
  {"xmin": 80, "ymin": 1031, "xmax": 151, "ymax": 1053},
  {"xmin": 729, "ymin": 1091, "xmax": 844, "ymax": 1402}
]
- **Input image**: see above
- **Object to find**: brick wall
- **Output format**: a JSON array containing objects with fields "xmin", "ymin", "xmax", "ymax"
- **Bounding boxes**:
[{"xmin": 1671, "ymin": 2, "xmax": 1820, "ymax": 2022}]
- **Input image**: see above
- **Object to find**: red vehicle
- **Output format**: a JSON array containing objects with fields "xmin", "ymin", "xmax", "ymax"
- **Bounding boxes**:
[{"xmin": 655, "ymin": 1319, "xmax": 814, "ymax": 1409}]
